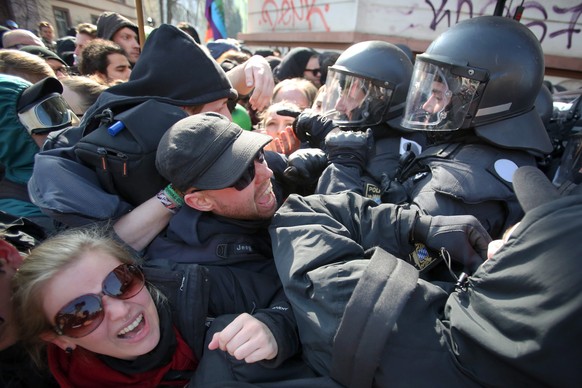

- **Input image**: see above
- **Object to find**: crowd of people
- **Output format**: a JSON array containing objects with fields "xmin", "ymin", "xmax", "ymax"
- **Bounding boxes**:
[{"xmin": 1, "ymin": 12, "xmax": 581, "ymax": 387}]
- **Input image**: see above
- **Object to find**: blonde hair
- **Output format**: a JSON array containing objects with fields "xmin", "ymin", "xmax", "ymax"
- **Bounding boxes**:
[
  {"xmin": 11, "ymin": 226, "xmax": 163, "ymax": 367},
  {"xmin": 272, "ymin": 77, "xmax": 318, "ymax": 109}
]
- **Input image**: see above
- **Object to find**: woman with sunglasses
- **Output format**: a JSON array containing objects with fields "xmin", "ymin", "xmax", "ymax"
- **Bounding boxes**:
[{"xmin": 12, "ymin": 227, "xmax": 306, "ymax": 387}]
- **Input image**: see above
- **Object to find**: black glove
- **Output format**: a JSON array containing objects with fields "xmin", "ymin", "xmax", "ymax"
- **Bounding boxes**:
[
  {"xmin": 380, "ymin": 173, "xmax": 409, "ymax": 204},
  {"xmin": 278, "ymin": 109, "xmax": 336, "ymax": 149},
  {"xmin": 324, "ymin": 129, "xmax": 372, "ymax": 171},
  {"xmin": 284, "ymin": 148, "xmax": 328, "ymax": 185},
  {"xmin": 412, "ymin": 214, "xmax": 492, "ymax": 273}
]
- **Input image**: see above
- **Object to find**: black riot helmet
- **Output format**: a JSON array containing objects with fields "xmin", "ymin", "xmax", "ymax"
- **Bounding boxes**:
[
  {"xmin": 321, "ymin": 40, "xmax": 413, "ymax": 128},
  {"xmin": 401, "ymin": 16, "xmax": 553, "ymax": 155}
]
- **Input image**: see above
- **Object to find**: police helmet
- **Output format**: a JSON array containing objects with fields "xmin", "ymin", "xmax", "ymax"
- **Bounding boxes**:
[
  {"xmin": 401, "ymin": 16, "xmax": 552, "ymax": 155},
  {"xmin": 321, "ymin": 40, "xmax": 413, "ymax": 128}
]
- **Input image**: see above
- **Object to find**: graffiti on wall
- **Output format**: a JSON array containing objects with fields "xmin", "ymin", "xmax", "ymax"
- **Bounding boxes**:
[
  {"xmin": 421, "ymin": 0, "xmax": 582, "ymax": 49},
  {"xmin": 260, "ymin": 0, "xmax": 331, "ymax": 31},
  {"xmin": 257, "ymin": 0, "xmax": 582, "ymax": 51}
]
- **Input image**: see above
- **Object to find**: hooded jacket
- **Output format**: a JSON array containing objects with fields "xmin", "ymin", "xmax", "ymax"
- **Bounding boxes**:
[
  {"xmin": 0, "ymin": 75, "xmax": 51, "ymax": 226},
  {"xmin": 28, "ymin": 24, "xmax": 239, "ymax": 226},
  {"xmin": 96, "ymin": 12, "xmax": 138, "ymax": 41}
]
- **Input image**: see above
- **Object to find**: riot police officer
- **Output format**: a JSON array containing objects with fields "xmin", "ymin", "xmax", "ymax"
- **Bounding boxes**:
[
  {"xmin": 284, "ymin": 41, "xmax": 426, "ymax": 201},
  {"xmin": 391, "ymin": 16, "xmax": 553, "ymax": 240}
]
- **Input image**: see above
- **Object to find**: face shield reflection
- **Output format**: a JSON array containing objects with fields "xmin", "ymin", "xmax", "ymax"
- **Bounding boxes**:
[
  {"xmin": 401, "ymin": 61, "xmax": 480, "ymax": 131},
  {"xmin": 321, "ymin": 70, "xmax": 392, "ymax": 127},
  {"xmin": 17, "ymin": 93, "xmax": 75, "ymax": 135}
]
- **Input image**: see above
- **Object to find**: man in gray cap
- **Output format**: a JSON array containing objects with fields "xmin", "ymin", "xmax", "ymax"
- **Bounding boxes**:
[
  {"xmin": 148, "ymin": 112, "xmax": 313, "ymax": 385},
  {"xmin": 155, "ymin": 112, "xmax": 277, "ymax": 220}
]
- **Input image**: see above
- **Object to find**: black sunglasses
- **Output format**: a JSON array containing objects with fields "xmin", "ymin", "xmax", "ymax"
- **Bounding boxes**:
[
  {"xmin": 53, "ymin": 264, "xmax": 145, "ymax": 338},
  {"xmin": 191, "ymin": 149, "xmax": 265, "ymax": 193},
  {"xmin": 304, "ymin": 68, "xmax": 321, "ymax": 76}
]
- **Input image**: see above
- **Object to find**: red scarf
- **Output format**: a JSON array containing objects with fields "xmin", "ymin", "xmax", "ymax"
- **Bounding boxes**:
[{"xmin": 48, "ymin": 327, "xmax": 198, "ymax": 387}]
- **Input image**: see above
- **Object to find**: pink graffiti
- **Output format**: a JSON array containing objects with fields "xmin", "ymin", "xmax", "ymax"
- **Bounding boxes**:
[{"xmin": 260, "ymin": 0, "xmax": 331, "ymax": 32}]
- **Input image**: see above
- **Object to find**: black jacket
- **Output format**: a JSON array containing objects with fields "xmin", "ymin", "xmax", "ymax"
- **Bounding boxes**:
[
  {"xmin": 270, "ymin": 192, "xmax": 582, "ymax": 387},
  {"xmin": 146, "ymin": 206, "xmax": 301, "ymax": 367}
]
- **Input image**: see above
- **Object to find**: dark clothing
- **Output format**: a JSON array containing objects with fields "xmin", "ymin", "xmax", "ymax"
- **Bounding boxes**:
[
  {"xmin": 0, "ymin": 343, "xmax": 58, "ymax": 388},
  {"xmin": 270, "ymin": 192, "xmax": 582, "ymax": 387},
  {"xmin": 28, "ymin": 24, "xmax": 237, "ymax": 227},
  {"xmin": 316, "ymin": 125, "xmax": 425, "ymax": 202},
  {"xmin": 273, "ymin": 47, "xmax": 318, "ymax": 82},
  {"xmin": 146, "ymin": 205, "xmax": 301, "ymax": 369},
  {"xmin": 399, "ymin": 141, "xmax": 536, "ymax": 238}
]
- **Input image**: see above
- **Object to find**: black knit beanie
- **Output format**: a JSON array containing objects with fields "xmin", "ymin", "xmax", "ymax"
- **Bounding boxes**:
[{"xmin": 274, "ymin": 47, "xmax": 318, "ymax": 82}]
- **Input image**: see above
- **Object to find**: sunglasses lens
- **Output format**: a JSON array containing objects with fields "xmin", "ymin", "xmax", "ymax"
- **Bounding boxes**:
[
  {"xmin": 103, "ymin": 264, "xmax": 145, "ymax": 299},
  {"xmin": 232, "ymin": 149, "xmax": 265, "ymax": 191},
  {"xmin": 55, "ymin": 295, "xmax": 104, "ymax": 338},
  {"xmin": 233, "ymin": 162, "xmax": 255, "ymax": 191}
]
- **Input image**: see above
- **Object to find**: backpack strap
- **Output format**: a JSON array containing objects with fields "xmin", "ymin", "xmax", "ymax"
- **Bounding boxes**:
[{"xmin": 330, "ymin": 248, "xmax": 419, "ymax": 388}]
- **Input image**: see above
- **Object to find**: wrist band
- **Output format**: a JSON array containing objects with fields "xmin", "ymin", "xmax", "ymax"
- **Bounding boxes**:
[{"xmin": 156, "ymin": 184, "xmax": 184, "ymax": 213}]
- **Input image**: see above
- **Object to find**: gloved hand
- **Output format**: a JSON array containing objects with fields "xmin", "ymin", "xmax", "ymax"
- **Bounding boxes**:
[
  {"xmin": 412, "ymin": 214, "xmax": 492, "ymax": 273},
  {"xmin": 324, "ymin": 129, "xmax": 372, "ymax": 171},
  {"xmin": 278, "ymin": 109, "xmax": 336, "ymax": 149},
  {"xmin": 283, "ymin": 148, "xmax": 328, "ymax": 185}
]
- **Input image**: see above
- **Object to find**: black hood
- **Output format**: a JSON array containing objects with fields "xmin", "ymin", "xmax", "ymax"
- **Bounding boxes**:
[
  {"xmin": 96, "ymin": 11, "xmax": 138, "ymax": 41},
  {"xmin": 105, "ymin": 24, "xmax": 237, "ymax": 106}
]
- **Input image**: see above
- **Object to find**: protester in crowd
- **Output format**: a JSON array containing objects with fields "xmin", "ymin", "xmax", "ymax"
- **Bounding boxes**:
[
  {"xmin": 0, "ymin": 75, "xmax": 76, "ymax": 232},
  {"xmin": 268, "ymin": 164, "xmax": 582, "ymax": 387},
  {"xmin": 96, "ymin": 11, "xmax": 140, "ymax": 65},
  {"xmin": 144, "ymin": 112, "xmax": 315, "ymax": 384},
  {"xmin": 20, "ymin": 45, "xmax": 70, "ymax": 78},
  {"xmin": 0, "ymin": 212, "xmax": 57, "ymax": 387},
  {"xmin": 38, "ymin": 21, "xmax": 57, "ymax": 52},
  {"xmin": 73, "ymin": 23, "xmax": 97, "ymax": 63},
  {"xmin": 176, "ymin": 21, "xmax": 201, "ymax": 44},
  {"xmin": 2, "ymin": 29, "xmax": 44, "ymax": 49},
  {"xmin": 28, "ymin": 24, "xmax": 275, "ymax": 251},
  {"xmin": 60, "ymin": 76, "xmax": 108, "ymax": 117},
  {"xmin": 271, "ymin": 77, "xmax": 318, "ymax": 110},
  {"xmin": 274, "ymin": 47, "xmax": 321, "ymax": 87},
  {"xmin": 55, "ymin": 35, "xmax": 76, "ymax": 68},
  {"xmin": 257, "ymin": 101, "xmax": 303, "ymax": 155},
  {"xmin": 11, "ymin": 224, "xmax": 310, "ymax": 386},
  {"xmin": 317, "ymin": 50, "xmax": 340, "ymax": 86},
  {"xmin": 0, "ymin": 49, "xmax": 56, "ymax": 83},
  {"xmin": 78, "ymin": 38, "xmax": 132, "ymax": 85}
]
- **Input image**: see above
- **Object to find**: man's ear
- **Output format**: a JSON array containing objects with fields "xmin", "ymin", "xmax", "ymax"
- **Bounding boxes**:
[
  {"xmin": 0, "ymin": 240, "xmax": 23, "ymax": 269},
  {"xmin": 184, "ymin": 193, "xmax": 215, "ymax": 212}
]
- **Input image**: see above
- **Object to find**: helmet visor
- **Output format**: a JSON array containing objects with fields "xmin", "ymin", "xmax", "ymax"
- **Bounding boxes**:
[
  {"xmin": 401, "ymin": 61, "xmax": 480, "ymax": 131},
  {"xmin": 17, "ymin": 93, "xmax": 74, "ymax": 135},
  {"xmin": 321, "ymin": 70, "xmax": 392, "ymax": 127},
  {"xmin": 554, "ymin": 133, "xmax": 582, "ymax": 186}
]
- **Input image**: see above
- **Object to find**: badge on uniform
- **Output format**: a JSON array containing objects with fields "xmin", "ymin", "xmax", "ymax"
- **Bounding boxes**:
[{"xmin": 409, "ymin": 243, "xmax": 439, "ymax": 272}]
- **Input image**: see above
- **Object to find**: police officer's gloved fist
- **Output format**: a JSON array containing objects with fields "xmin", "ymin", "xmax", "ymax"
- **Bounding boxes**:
[
  {"xmin": 325, "ymin": 129, "xmax": 371, "ymax": 171},
  {"xmin": 278, "ymin": 109, "xmax": 336, "ymax": 149},
  {"xmin": 284, "ymin": 148, "xmax": 328, "ymax": 185},
  {"xmin": 412, "ymin": 214, "xmax": 492, "ymax": 273}
]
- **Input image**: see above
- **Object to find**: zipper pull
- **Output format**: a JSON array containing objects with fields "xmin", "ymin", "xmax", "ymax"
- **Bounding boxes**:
[
  {"xmin": 117, "ymin": 152, "xmax": 128, "ymax": 176},
  {"xmin": 97, "ymin": 147, "xmax": 108, "ymax": 171}
]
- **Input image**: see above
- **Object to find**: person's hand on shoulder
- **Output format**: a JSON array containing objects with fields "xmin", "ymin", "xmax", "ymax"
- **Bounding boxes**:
[{"xmin": 208, "ymin": 313, "xmax": 278, "ymax": 363}]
